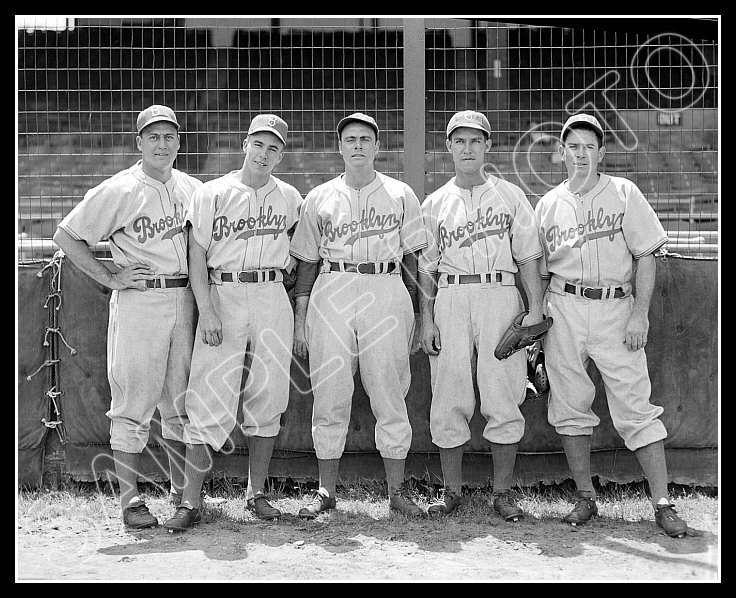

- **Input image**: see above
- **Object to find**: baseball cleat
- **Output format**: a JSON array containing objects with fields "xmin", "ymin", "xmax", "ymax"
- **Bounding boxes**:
[
  {"xmin": 493, "ymin": 491, "xmax": 525, "ymax": 522},
  {"xmin": 563, "ymin": 497, "xmax": 598, "ymax": 525},
  {"xmin": 427, "ymin": 489, "xmax": 463, "ymax": 516},
  {"xmin": 122, "ymin": 498, "xmax": 159, "ymax": 529},
  {"xmin": 298, "ymin": 489, "xmax": 336, "ymax": 519},
  {"xmin": 389, "ymin": 483, "xmax": 427, "ymax": 517},
  {"xmin": 655, "ymin": 504, "xmax": 688, "ymax": 538},
  {"xmin": 247, "ymin": 493, "xmax": 282, "ymax": 520},
  {"xmin": 163, "ymin": 504, "xmax": 202, "ymax": 532}
]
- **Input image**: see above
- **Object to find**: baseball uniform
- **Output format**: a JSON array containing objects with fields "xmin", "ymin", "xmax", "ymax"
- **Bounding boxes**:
[
  {"xmin": 419, "ymin": 174, "xmax": 544, "ymax": 448},
  {"xmin": 57, "ymin": 160, "xmax": 203, "ymax": 453},
  {"xmin": 289, "ymin": 171, "xmax": 427, "ymax": 460},
  {"xmin": 183, "ymin": 171, "xmax": 303, "ymax": 451},
  {"xmin": 535, "ymin": 173, "xmax": 669, "ymax": 450}
]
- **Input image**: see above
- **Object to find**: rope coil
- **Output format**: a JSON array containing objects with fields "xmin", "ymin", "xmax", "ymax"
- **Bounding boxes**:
[{"xmin": 29, "ymin": 251, "xmax": 69, "ymax": 445}]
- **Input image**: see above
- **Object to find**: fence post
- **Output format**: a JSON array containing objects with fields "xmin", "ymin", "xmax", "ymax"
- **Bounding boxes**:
[{"xmin": 403, "ymin": 18, "xmax": 426, "ymax": 200}]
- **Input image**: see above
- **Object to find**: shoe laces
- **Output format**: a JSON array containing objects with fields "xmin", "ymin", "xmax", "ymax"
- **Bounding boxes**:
[
  {"xmin": 128, "ymin": 502, "xmax": 151, "ymax": 514},
  {"xmin": 310, "ymin": 490, "xmax": 330, "ymax": 505},
  {"xmin": 657, "ymin": 504, "xmax": 679, "ymax": 518},
  {"xmin": 494, "ymin": 491, "xmax": 517, "ymax": 505},
  {"xmin": 173, "ymin": 505, "xmax": 194, "ymax": 517},
  {"xmin": 393, "ymin": 483, "xmax": 415, "ymax": 500}
]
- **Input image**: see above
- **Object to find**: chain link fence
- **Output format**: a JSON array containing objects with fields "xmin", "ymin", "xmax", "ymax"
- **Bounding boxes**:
[{"xmin": 17, "ymin": 17, "xmax": 718, "ymax": 260}]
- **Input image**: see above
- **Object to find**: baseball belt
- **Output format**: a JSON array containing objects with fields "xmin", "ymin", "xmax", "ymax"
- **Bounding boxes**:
[
  {"xmin": 327, "ymin": 260, "xmax": 399, "ymax": 275},
  {"xmin": 564, "ymin": 282, "xmax": 625, "ymax": 300},
  {"xmin": 145, "ymin": 277, "xmax": 189, "ymax": 289},
  {"xmin": 221, "ymin": 269, "xmax": 279, "ymax": 283},
  {"xmin": 446, "ymin": 272, "xmax": 502, "ymax": 284}
]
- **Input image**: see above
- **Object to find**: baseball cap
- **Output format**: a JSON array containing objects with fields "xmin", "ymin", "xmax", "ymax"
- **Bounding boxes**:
[
  {"xmin": 248, "ymin": 113, "xmax": 288, "ymax": 145},
  {"xmin": 446, "ymin": 110, "xmax": 491, "ymax": 138},
  {"xmin": 560, "ymin": 113, "xmax": 604, "ymax": 143},
  {"xmin": 136, "ymin": 105, "xmax": 179, "ymax": 135},
  {"xmin": 336, "ymin": 112, "xmax": 379, "ymax": 139}
]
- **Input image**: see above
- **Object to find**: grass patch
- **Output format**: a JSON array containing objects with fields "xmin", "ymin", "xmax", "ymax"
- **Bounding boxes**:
[{"xmin": 18, "ymin": 476, "xmax": 717, "ymax": 530}]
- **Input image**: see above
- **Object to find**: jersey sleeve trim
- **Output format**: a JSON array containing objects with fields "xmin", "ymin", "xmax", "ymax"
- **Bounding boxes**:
[
  {"xmin": 56, "ymin": 223, "xmax": 85, "ymax": 242},
  {"xmin": 632, "ymin": 237, "xmax": 668, "ymax": 259},
  {"xmin": 289, "ymin": 250, "xmax": 322, "ymax": 264},
  {"xmin": 402, "ymin": 241, "xmax": 429, "ymax": 255},
  {"xmin": 514, "ymin": 250, "xmax": 544, "ymax": 266}
]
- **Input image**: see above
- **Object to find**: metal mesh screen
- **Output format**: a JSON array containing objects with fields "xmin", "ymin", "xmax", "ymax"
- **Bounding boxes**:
[
  {"xmin": 424, "ymin": 19, "xmax": 718, "ymax": 258},
  {"xmin": 17, "ymin": 17, "xmax": 718, "ymax": 260}
]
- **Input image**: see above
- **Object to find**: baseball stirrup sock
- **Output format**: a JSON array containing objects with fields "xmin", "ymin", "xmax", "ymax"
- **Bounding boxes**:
[
  {"xmin": 634, "ymin": 440, "xmax": 669, "ymax": 507},
  {"xmin": 490, "ymin": 442, "xmax": 518, "ymax": 493},
  {"xmin": 438, "ymin": 446, "xmax": 463, "ymax": 495},
  {"xmin": 246, "ymin": 436, "xmax": 277, "ymax": 500},
  {"xmin": 182, "ymin": 444, "xmax": 212, "ymax": 508},
  {"xmin": 561, "ymin": 435, "xmax": 596, "ymax": 497},
  {"xmin": 317, "ymin": 458, "xmax": 340, "ymax": 497}
]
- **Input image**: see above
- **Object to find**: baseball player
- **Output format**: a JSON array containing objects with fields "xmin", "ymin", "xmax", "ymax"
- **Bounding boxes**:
[
  {"xmin": 290, "ymin": 112, "xmax": 428, "ymax": 518},
  {"xmin": 163, "ymin": 114, "xmax": 303, "ymax": 531},
  {"xmin": 534, "ymin": 113, "xmax": 688, "ymax": 537},
  {"xmin": 53, "ymin": 105, "xmax": 202, "ymax": 528},
  {"xmin": 418, "ymin": 110, "xmax": 545, "ymax": 521}
]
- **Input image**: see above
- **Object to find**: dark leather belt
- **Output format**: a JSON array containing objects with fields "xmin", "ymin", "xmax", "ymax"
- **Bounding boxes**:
[
  {"xmin": 328, "ymin": 261, "xmax": 398, "ymax": 274},
  {"xmin": 446, "ymin": 272, "xmax": 502, "ymax": 284},
  {"xmin": 565, "ymin": 283, "xmax": 625, "ymax": 299},
  {"xmin": 221, "ymin": 270, "xmax": 278, "ymax": 283},
  {"xmin": 145, "ymin": 277, "xmax": 189, "ymax": 289}
]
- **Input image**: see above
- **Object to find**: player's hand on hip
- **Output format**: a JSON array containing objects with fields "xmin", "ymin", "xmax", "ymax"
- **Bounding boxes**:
[
  {"xmin": 111, "ymin": 263, "xmax": 154, "ymax": 290},
  {"xmin": 420, "ymin": 322, "xmax": 441, "ymax": 356},
  {"xmin": 198, "ymin": 309, "xmax": 223, "ymax": 347},
  {"xmin": 623, "ymin": 310, "xmax": 649, "ymax": 351}
]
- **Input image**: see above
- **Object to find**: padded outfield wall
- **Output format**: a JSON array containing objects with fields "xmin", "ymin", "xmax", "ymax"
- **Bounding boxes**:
[{"xmin": 17, "ymin": 253, "xmax": 718, "ymax": 489}]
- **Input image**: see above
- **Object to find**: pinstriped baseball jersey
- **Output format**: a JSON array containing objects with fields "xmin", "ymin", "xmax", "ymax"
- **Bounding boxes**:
[
  {"xmin": 289, "ymin": 172, "xmax": 428, "ymax": 263},
  {"xmin": 58, "ymin": 160, "xmax": 202, "ymax": 276},
  {"xmin": 418, "ymin": 175, "xmax": 542, "ymax": 276},
  {"xmin": 535, "ymin": 174, "xmax": 668, "ymax": 287},
  {"xmin": 185, "ymin": 171, "xmax": 303, "ymax": 274}
]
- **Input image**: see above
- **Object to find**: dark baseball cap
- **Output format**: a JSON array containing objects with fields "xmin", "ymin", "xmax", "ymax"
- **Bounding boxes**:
[
  {"xmin": 336, "ymin": 112, "xmax": 379, "ymax": 139},
  {"xmin": 136, "ymin": 105, "xmax": 179, "ymax": 134},
  {"xmin": 446, "ymin": 110, "xmax": 491, "ymax": 138},
  {"xmin": 560, "ymin": 113, "xmax": 604, "ymax": 143},
  {"xmin": 248, "ymin": 113, "xmax": 288, "ymax": 145}
]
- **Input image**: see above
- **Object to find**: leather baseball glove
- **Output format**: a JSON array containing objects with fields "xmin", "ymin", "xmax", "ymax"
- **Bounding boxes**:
[
  {"xmin": 494, "ymin": 311, "xmax": 554, "ymax": 360},
  {"xmin": 527, "ymin": 349, "xmax": 549, "ymax": 395}
]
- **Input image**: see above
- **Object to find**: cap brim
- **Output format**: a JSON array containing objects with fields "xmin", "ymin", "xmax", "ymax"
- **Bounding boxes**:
[
  {"xmin": 447, "ymin": 123, "xmax": 490, "ymax": 137},
  {"xmin": 560, "ymin": 123, "xmax": 604, "ymax": 141},
  {"xmin": 337, "ymin": 118, "xmax": 379, "ymax": 137},
  {"xmin": 138, "ymin": 116, "xmax": 179, "ymax": 134},
  {"xmin": 248, "ymin": 127, "xmax": 286, "ymax": 144}
]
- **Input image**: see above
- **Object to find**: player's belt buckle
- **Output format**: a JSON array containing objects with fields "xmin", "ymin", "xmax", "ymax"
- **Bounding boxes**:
[
  {"xmin": 356, "ymin": 261, "xmax": 374, "ymax": 274},
  {"xmin": 582, "ymin": 286, "xmax": 603, "ymax": 299},
  {"xmin": 236, "ymin": 271, "xmax": 256, "ymax": 283}
]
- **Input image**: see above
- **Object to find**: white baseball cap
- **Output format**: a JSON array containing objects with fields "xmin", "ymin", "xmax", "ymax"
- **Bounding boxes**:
[
  {"xmin": 560, "ymin": 113, "xmax": 604, "ymax": 142},
  {"xmin": 248, "ymin": 113, "xmax": 288, "ymax": 144},
  {"xmin": 136, "ymin": 105, "xmax": 179, "ymax": 134},
  {"xmin": 446, "ymin": 110, "xmax": 491, "ymax": 138},
  {"xmin": 336, "ymin": 112, "xmax": 380, "ymax": 139}
]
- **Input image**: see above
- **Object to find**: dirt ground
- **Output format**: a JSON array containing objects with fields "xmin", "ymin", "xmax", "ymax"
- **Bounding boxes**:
[{"xmin": 16, "ymin": 495, "xmax": 720, "ymax": 582}]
